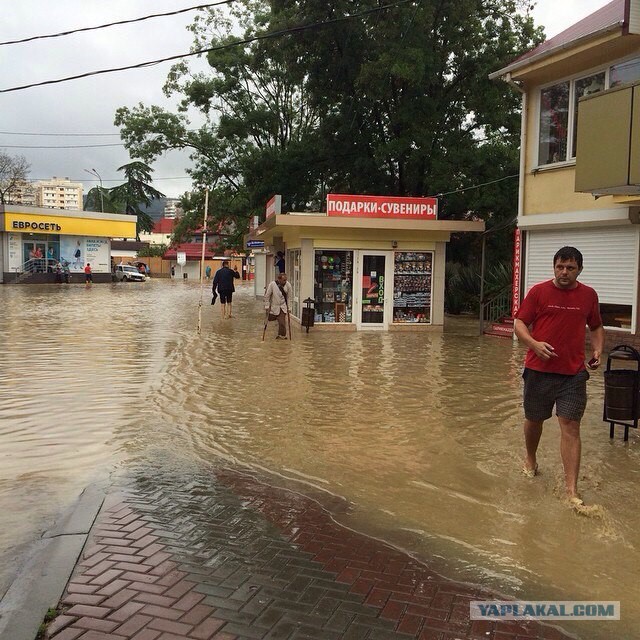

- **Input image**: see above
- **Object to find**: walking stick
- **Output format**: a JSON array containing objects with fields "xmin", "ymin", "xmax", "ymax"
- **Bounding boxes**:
[
  {"xmin": 286, "ymin": 300, "xmax": 292, "ymax": 341},
  {"xmin": 262, "ymin": 310, "xmax": 269, "ymax": 342}
]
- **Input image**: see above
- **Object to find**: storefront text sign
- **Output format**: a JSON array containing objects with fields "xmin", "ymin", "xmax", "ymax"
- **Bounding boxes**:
[
  {"xmin": 511, "ymin": 227, "xmax": 521, "ymax": 318},
  {"xmin": 327, "ymin": 194, "xmax": 437, "ymax": 219},
  {"xmin": 265, "ymin": 195, "xmax": 282, "ymax": 219},
  {"xmin": 3, "ymin": 212, "xmax": 136, "ymax": 238}
]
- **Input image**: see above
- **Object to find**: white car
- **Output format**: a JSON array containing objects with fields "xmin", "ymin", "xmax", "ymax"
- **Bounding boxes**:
[{"xmin": 115, "ymin": 264, "xmax": 146, "ymax": 282}]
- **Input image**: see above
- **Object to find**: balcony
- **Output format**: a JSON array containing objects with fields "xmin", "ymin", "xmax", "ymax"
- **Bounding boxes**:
[{"xmin": 575, "ymin": 81, "xmax": 640, "ymax": 196}]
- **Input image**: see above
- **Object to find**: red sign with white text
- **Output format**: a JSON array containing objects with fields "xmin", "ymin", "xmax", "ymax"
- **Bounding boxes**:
[
  {"xmin": 511, "ymin": 227, "xmax": 521, "ymax": 318},
  {"xmin": 327, "ymin": 194, "xmax": 437, "ymax": 219},
  {"xmin": 265, "ymin": 194, "xmax": 282, "ymax": 219}
]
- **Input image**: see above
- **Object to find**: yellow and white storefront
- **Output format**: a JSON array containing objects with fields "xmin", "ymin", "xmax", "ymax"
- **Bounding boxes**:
[
  {"xmin": 250, "ymin": 195, "xmax": 484, "ymax": 331},
  {"xmin": 0, "ymin": 205, "xmax": 137, "ymax": 284}
]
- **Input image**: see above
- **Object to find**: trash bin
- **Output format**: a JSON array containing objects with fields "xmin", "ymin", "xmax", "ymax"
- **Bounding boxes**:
[
  {"xmin": 603, "ymin": 344, "xmax": 640, "ymax": 441},
  {"xmin": 301, "ymin": 298, "xmax": 315, "ymax": 333}
]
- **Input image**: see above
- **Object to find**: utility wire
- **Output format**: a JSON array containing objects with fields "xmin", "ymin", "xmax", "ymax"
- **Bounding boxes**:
[
  {"xmin": 431, "ymin": 173, "xmax": 518, "ymax": 198},
  {"xmin": 0, "ymin": 130, "xmax": 121, "ymax": 137},
  {"xmin": 0, "ymin": 0, "xmax": 412, "ymax": 94},
  {"xmin": 0, "ymin": 1, "xmax": 236, "ymax": 47},
  {"xmin": 1, "ymin": 143, "xmax": 123, "ymax": 149}
]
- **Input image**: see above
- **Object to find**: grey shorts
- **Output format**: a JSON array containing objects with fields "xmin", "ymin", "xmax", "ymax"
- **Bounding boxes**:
[{"xmin": 522, "ymin": 368, "xmax": 590, "ymax": 422}]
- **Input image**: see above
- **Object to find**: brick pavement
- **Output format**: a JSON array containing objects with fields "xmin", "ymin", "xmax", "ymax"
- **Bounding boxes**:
[{"xmin": 43, "ymin": 466, "xmax": 576, "ymax": 640}]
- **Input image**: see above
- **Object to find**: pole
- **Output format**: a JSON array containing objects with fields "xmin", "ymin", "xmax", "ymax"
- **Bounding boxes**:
[
  {"xmin": 84, "ymin": 168, "xmax": 104, "ymax": 213},
  {"xmin": 197, "ymin": 188, "xmax": 209, "ymax": 335},
  {"xmin": 479, "ymin": 233, "xmax": 486, "ymax": 336}
]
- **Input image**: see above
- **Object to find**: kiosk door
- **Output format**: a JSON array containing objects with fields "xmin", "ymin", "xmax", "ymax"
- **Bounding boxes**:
[{"xmin": 356, "ymin": 251, "xmax": 392, "ymax": 329}]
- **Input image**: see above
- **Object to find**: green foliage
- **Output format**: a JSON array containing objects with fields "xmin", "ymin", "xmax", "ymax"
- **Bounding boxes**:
[
  {"xmin": 137, "ymin": 244, "xmax": 167, "ymax": 257},
  {"xmin": 84, "ymin": 161, "xmax": 164, "ymax": 239},
  {"xmin": 445, "ymin": 262, "xmax": 481, "ymax": 315},
  {"xmin": 84, "ymin": 186, "xmax": 120, "ymax": 213},
  {"xmin": 114, "ymin": 0, "xmax": 543, "ymax": 268},
  {"xmin": 445, "ymin": 260, "xmax": 512, "ymax": 314}
]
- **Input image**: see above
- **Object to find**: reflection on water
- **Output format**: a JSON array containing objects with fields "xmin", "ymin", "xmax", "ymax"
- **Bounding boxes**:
[{"xmin": 1, "ymin": 281, "xmax": 639, "ymax": 638}]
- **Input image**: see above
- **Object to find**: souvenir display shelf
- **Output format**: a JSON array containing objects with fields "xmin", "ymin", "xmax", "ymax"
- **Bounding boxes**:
[
  {"xmin": 314, "ymin": 251, "xmax": 353, "ymax": 323},
  {"xmin": 393, "ymin": 251, "xmax": 432, "ymax": 323}
]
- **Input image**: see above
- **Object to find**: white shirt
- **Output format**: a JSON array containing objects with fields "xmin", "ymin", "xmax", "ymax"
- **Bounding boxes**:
[{"xmin": 264, "ymin": 280, "xmax": 293, "ymax": 315}]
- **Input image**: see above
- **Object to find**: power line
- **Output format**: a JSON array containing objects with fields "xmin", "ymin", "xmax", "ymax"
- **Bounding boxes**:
[
  {"xmin": 0, "ymin": 1, "xmax": 235, "ymax": 47},
  {"xmin": 0, "ymin": 130, "xmax": 121, "ymax": 137},
  {"xmin": 431, "ymin": 174, "xmax": 518, "ymax": 198},
  {"xmin": 0, "ymin": 0, "xmax": 413, "ymax": 94},
  {"xmin": 1, "ymin": 143, "xmax": 124, "ymax": 149}
]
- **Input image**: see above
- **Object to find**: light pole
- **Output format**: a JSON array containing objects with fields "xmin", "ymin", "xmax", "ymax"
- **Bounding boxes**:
[{"xmin": 84, "ymin": 168, "xmax": 103, "ymax": 213}]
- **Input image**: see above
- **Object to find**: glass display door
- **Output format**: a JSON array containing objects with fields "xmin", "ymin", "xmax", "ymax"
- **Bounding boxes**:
[
  {"xmin": 23, "ymin": 241, "xmax": 47, "ymax": 271},
  {"xmin": 356, "ymin": 251, "xmax": 392, "ymax": 329}
]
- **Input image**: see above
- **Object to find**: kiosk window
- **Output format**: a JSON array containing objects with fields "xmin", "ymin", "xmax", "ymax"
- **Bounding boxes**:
[
  {"xmin": 393, "ymin": 252, "xmax": 432, "ymax": 323},
  {"xmin": 314, "ymin": 251, "xmax": 353, "ymax": 323}
]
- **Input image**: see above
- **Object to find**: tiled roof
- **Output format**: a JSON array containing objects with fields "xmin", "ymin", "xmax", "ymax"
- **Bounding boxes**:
[
  {"xmin": 492, "ymin": 0, "xmax": 625, "ymax": 77},
  {"xmin": 163, "ymin": 242, "xmax": 219, "ymax": 260}
]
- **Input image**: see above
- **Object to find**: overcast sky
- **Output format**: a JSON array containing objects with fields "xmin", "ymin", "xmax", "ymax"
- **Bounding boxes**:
[{"xmin": 0, "ymin": 0, "xmax": 612, "ymax": 199}]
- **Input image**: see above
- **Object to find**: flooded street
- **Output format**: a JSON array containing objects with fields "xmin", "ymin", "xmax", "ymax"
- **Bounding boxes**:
[{"xmin": 1, "ymin": 280, "xmax": 638, "ymax": 639}]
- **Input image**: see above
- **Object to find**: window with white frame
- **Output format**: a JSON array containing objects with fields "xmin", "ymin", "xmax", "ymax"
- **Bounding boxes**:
[
  {"xmin": 538, "ymin": 72, "xmax": 604, "ymax": 166},
  {"xmin": 538, "ymin": 56, "xmax": 640, "ymax": 167}
]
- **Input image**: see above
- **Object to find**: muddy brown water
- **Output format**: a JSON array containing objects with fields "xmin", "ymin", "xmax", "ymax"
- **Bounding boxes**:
[{"xmin": 1, "ymin": 280, "xmax": 638, "ymax": 638}]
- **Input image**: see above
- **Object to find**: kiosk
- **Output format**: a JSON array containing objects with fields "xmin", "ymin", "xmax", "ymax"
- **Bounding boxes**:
[{"xmin": 249, "ymin": 194, "xmax": 484, "ymax": 331}]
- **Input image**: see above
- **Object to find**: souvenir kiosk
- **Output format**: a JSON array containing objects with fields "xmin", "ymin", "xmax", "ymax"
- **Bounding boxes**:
[{"xmin": 249, "ymin": 194, "xmax": 484, "ymax": 331}]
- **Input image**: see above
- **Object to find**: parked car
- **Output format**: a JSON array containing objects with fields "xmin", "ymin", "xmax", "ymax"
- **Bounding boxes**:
[{"xmin": 115, "ymin": 264, "xmax": 146, "ymax": 282}]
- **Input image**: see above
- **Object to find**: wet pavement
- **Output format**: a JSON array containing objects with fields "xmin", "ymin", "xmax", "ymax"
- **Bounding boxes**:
[
  {"xmin": 1, "ymin": 281, "xmax": 638, "ymax": 640},
  {"xmin": 43, "ymin": 459, "xmax": 573, "ymax": 640}
]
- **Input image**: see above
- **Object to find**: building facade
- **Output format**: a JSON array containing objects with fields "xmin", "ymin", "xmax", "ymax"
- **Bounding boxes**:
[
  {"xmin": 0, "ymin": 204, "xmax": 137, "ymax": 283},
  {"xmin": 491, "ymin": 0, "xmax": 640, "ymax": 337},
  {"xmin": 34, "ymin": 177, "xmax": 84, "ymax": 210}
]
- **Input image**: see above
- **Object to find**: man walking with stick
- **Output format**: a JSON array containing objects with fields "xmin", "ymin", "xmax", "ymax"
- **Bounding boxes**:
[{"xmin": 264, "ymin": 272, "xmax": 293, "ymax": 340}]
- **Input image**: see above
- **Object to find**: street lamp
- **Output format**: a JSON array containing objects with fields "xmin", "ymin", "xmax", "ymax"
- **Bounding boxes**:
[{"xmin": 84, "ymin": 168, "xmax": 103, "ymax": 213}]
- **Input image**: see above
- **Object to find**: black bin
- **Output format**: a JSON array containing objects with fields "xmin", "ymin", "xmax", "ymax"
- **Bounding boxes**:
[
  {"xmin": 301, "ymin": 307, "xmax": 314, "ymax": 330},
  {"xmin": 604, "ymin": 370, "xmax": 640, "ymax": 420},
  {"xmin": 603, "ymin": 344, "xmax": 640, "ymax": 440}
]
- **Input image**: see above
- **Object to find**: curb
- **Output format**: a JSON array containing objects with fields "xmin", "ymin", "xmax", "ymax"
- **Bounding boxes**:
[{"xmin": 0, "ymin": 484, "xmax": 106, "ymax": 640}]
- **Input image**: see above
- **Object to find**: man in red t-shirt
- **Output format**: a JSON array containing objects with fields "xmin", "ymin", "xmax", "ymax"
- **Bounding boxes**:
[
  {"xmin": 514, "ymin": 246, "xmax": 604, "ymax": 506},
  {"xmin": 84, "ymin": 263, "xmax": 93, "ymax": 283}
]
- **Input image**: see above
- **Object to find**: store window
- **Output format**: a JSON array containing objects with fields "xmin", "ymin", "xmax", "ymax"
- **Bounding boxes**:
[
  {"xmin": 610, "ymin": 57, "xmax": 640, "ymax": 88},
  {"xmin": 314, "ymin": 250, "xmax": 353, "ymax": 323},
  {"xmin": 287, "ymin": 249, "xmax": 301, "ymax": 319},
  {"xmin": 393, "ymin": 252, "xmax": 432, "ymax": 323}
]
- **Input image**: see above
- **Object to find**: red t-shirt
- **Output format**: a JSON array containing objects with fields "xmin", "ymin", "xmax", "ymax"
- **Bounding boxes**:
[
  {"xmin": 516, "ymin": 279, "xmax": 602, "ymax": 375},
  {"xmin": 84, "ymin": 265, "xmax": 91, "ymax": 274}
]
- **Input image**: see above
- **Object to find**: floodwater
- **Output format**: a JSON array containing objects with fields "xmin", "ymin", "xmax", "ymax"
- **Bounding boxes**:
[{"xmin": 1, "ymin": 280, "xmax": 638, "ymax": 639}]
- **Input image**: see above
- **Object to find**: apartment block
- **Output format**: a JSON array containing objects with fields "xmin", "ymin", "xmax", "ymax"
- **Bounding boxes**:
[{"xmin": 35, "ymin": 176, "xmax": 84, "ymax": 210}]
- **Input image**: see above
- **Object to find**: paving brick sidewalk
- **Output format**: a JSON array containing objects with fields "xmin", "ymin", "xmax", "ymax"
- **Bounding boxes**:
[{"xmin": 43, "ymin": 466, "xmax": 574, "ymax": 640}]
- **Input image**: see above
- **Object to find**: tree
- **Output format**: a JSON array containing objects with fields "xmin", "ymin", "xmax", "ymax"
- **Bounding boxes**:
[
  {"xmin": 84, "ymin": 186, "xmax": 120, "ymax": 213},
  {"xmin": 108, "ymin": 161, "xmax": 164, "ymax": 239},
  {"xmin": 115, "ymin": 0, "xmax": 323, "ymax": 241},
  {"xmin": 115, "ymin": 0, "xmax": 542, "ymax": 254},
  {"xmin": 0, "ymin": 151, "xmax": 30, "ymax": 204}
]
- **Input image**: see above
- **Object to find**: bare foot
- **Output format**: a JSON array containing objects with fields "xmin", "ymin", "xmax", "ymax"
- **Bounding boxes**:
[{"xmin": 522, "ymin": 462, "xmax": 538, "ymax": 478}]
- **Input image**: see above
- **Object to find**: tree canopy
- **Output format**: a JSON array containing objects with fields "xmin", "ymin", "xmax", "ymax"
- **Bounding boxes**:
[
  {"xmin": 115, "ymin": 0, "xmax": 543, "ymax": 259},
  {"xmin": 84, "ymin": 161, "xmax": 164, "ymax": 239}
]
